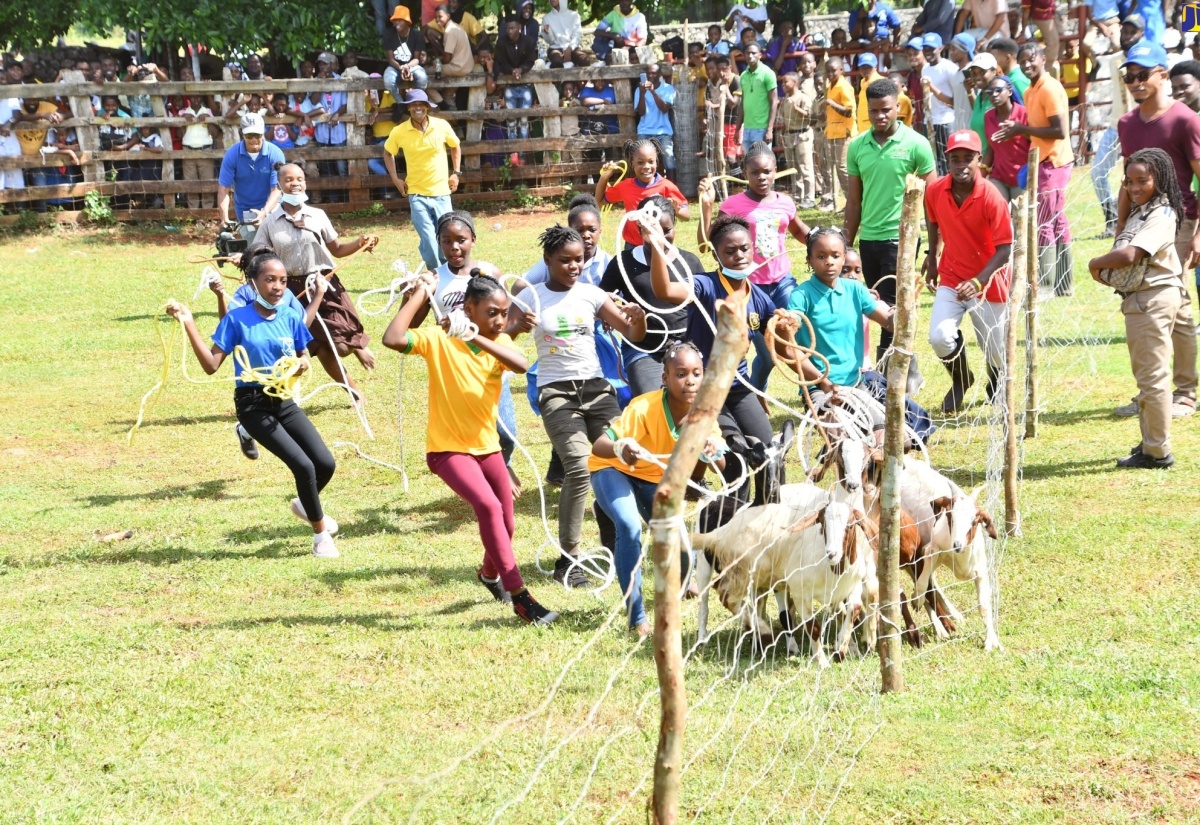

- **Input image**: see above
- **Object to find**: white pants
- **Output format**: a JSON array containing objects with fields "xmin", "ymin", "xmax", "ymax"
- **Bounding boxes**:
[
  {"xmin": 928, "ymin": 286, "xmax": 1007, "ymax": 369},
  {"xmin": 0, "ymin": 132, "xmax": 24, "ymax": 189}
]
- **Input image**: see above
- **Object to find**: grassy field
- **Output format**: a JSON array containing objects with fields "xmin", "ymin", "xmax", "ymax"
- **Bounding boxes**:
[{"xmin": 2, "ymin": 178, "xmax": 1199, "ymax": 823}]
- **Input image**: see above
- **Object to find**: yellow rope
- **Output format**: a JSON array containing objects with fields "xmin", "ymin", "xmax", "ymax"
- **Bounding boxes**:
[
  {"xmin": 127, "ymin": 319, "xmax": 173, "ymax": 444},
  {"xmin": 599, "ymin": 159, "xmax": 629, "ymax": 250}
]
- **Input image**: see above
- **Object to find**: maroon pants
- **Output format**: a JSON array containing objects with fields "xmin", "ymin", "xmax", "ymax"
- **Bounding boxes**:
[{"xmin": 427, "ymin": 451, "xmax": 522, "ymax": 592}]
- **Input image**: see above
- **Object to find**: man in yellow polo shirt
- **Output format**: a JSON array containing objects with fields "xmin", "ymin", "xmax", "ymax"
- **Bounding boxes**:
[{"xmin": 382, "ymin": 89, "xmax": 462, "ymax": 269}]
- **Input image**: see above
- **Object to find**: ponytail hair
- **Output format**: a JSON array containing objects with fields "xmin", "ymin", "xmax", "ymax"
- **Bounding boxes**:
[
  {"xmin": 241, "ymin": 248, "xmax": 284, "ymax": 282},
  {"xmin": 464, "ymin": 269, "xmax": 505, "ymax": 304},
  {"xmin": 624, "ymin": 137, "xmax": 664, "ymax": 170}
]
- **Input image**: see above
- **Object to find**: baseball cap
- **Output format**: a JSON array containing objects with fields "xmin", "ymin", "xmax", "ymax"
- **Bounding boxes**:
[
  {"xmin": 317, "ymin": 51, "xmax": 337, "ymax": 65},
  {"xmin": 966, "ymin": 53, "xmax": 998, "ymax": 73},
  {"xmin": 1123, "ymin": 41, "xmax": 1168, "ymax": 69},
  {"xmin": 240, "ymin": 112, "xmax": 265, "ymax": 135},
  {"xmin": 922, "ymin": 33, "xmax": 944, "ymax": 50},
  {"xmin": 402, "ymin": 88, "xmax": 437, "ymax": 108},
  {"xmin": 857, "ymin": 53, "xmax": 878, "ymax": 68},
  {"xmin": 950, "ymin": 32, "xmax": 976, "ymax": 59},
  {"xmin": 905, "ymin": 37, "xmax": 924, "ymax": 51},
  {"xmin": 1122, "ymin": 12, "xmax": 1146, "ymax": 30},
  {"xmin": 390, "ymin": 5, "xmax": 412, "ymax": 22},
  {"xmin": 946, "ymin": 130, "xmax": 982, "ymax": 154}
]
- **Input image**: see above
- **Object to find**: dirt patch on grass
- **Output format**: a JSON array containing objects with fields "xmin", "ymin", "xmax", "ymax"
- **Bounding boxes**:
[{"xmin": 1037, "ymin": 755, "xmax": 1200, "ymax": 821}]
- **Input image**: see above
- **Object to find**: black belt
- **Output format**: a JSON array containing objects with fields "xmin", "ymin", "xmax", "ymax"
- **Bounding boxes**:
[{"xmin": 786, "ymin": 128, "xmax": 811, "ymax": 134}]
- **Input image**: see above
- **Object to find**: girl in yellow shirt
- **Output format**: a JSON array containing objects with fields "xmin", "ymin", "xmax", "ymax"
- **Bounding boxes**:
[{"xmin": 381, "ymin": 273, "xmax": 560, "ymax": 626}]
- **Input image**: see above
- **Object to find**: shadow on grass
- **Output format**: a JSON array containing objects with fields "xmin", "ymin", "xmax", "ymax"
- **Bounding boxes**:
[
  {"xmin": 114, "ymin": 311, "xmax": 218, "ymax": 323},
  {"xmin": 108, "ymin": 412, "xmax": 233, "ymax": 430},
  {"xmin": 316, "ymin": 562, "xmax": 481, "ymax": 592},
  {"xmin": 1021, "ymin": 456, "xmax": 1113, "ymax": 481},
  {"xmin": 80, "ymin": 542, "xmax": 301, "ymax": 566},
  {"xmin": 1039, "ymin": 407, "xmax": 1117, "ymax": 426},
  {"xmin": 77, "ymin": 478, "xmax": 237, "ymax": 507}
]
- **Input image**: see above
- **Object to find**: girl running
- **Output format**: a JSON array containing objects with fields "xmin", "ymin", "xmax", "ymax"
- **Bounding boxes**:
[
  {"xmin": 381, "ymin": 272, "xmax": 560, "ymax": 625},
  {"xmin": 507, "ymin": 226, "xmax": 648, "ymax": 588},
  {"xmin": 701, "ymin": 141, "xmax": 811, "ymax": 392},
  {"xmin": 1088, "ymin": 148, "xmax": 1196, "ymax": 469},
  {"xmin": 596, "ymin": 138, "xmax": 690, "ymax": 250},
  {"xmin": 599, "ymin": 195, "xmax": 708, "ymax": 395},
  {"xmin": 247, "ymin": 163, "xmax": 379, "ymax": 405},
  {"xmin": 644, "ymin": 213, "xmax": 778, "ymax": 504},
  {"xmin": 589, "ymin": 341, "xmax": 725, "ymax": 635},
  {"xmin": 166, "ymin": 251, "xmax": 340, "ymax": 558}
]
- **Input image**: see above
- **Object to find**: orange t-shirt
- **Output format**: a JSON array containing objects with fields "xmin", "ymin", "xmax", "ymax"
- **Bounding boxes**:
[{"xmin": 1024, "ymin": 74, "xmax": 1073, "ymax": 168}]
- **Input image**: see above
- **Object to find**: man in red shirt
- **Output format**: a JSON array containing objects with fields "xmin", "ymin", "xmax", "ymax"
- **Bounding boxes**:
[
  {"xmin": 923, "ymin": 130, "xmax": 1014, "ymax": 413},
  {"xmin": 1116, "ymin": 41, "xmax": 1199, "ymax": 418}
]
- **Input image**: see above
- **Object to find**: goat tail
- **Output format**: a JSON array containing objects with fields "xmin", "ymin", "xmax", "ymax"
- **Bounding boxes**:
[{"xmin": 689, "ymin": 531, "xmax": 717, "ymax": 552}]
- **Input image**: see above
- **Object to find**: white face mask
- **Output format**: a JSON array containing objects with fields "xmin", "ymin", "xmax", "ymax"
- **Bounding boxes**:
[{"xmin": 281, "ymin": 192, "xmax": 308, "ymax": 207}]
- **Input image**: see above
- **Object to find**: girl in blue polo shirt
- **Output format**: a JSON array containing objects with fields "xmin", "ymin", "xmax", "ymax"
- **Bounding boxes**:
[
  {"xmin": 167, "ymin": 251, "xmax": 340, "ymax": 559},
  {"xmin": 645, "ymin": 213, "xmax": 779, "ymax": 505}
]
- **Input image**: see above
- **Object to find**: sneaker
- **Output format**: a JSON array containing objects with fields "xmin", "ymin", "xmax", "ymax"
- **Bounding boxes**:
[
  {"xmin": 1172, "ymin": 401, "xmax": 1196, "ymax": 418},
  {"xmin": 512, "ymin": 589, "xmax": 558, "ymax": 626},
  {"xmin": 798, "ymin": 198, "xmax": 816, "ymax": 209},
  {"xmin": 1114, "ymin": 400, "xmax": 1139, "ymax": 417},
  {"xmin": 312, "ymin": 534, "xmax": 340, "ymax": 557},
  {"xmin": 1116, "ymin": 451, "xmax": 1174, "ymax": 470},
  {"xmin": 235, "ymin": 423, "xmax": 259, "ymax": 460},
  {"xmin": 291, "ymin": 498, "xmax": 338, "ymax": 536},
  {"xmin": 545, "ymin": 450, "xmax": 565, "ymax": 488},
  {"xmin": 553, "ymin": 554, "xmax": 590, "ymax": 589},
  {"xmin": 478, "ymin": 568, "xmax": 512, "ymax": 603}
]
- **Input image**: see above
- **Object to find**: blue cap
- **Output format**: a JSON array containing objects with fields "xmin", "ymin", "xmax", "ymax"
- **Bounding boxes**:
[
  {"xmin": 1123, "ymin": 41, "xmax": 1168, "ymax": 69},
  {"xmin": 857, "ymin": 52, "xmax": 878, "ymax": 67},
  {"xmin": 950, "ymin": 32, "xmax": 976, "ymax": 60},
  {"xmin": 402, "ymin": 88, "xmax": 437, "ymax": 107},
  {"xmin": 906, "ymin": 37, "xmax": 924, "ymax": 50},
  {"xmin": 922, "ymin": 32, "xmax": 943, "ymax": 50}
]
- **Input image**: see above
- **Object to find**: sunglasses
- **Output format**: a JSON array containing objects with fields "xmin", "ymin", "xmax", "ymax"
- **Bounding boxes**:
[{"xmin": 1123, "ymin": 68, "xmax": 1155, "ymax": 85}]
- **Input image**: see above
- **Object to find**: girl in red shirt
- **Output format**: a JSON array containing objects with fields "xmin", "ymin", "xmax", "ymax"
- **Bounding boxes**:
[{"xmin": 596, "ymin": 138, "xmax": 691, "ymax": 248}]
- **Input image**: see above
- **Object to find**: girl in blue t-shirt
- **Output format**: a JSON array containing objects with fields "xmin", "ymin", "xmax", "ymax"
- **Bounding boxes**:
[{"xmin": 167, "ymin": 251, "xmax": 340, "ymax": 559}]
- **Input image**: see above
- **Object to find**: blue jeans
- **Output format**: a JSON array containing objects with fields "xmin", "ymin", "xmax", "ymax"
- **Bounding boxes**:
[
  {"xmin": 383, "ymin": 65, "xmax": 429, "ymax": 103},
  {"xmin": 749, "ymin": 273, "xmax": 798, "ymax": 391},
  {"xmin": 1090, "ymin": 126, "xmax": 1121, "ymax": 218},
  {"xmin": 591, "ymin": 468, "xmax": 657, "ymax": 628},
  {"xmin": 639, "ymin": 132, "xmax": 675, "ymax": 171},
  {"xmin": 497, "ymin": 374, "xmax": 516, "ymax": 465},
  {"xmin": 742, "ymin": 127, "xmax": 767, "ymax": 156},
  {"xmin": 505, "ymin": 85, "xmax": 533, "ymax": 139},
  {"xmin": 371, "ymin": 0, "xmax": 398, "ymax": 36},
  {"xmin": 408, "ymin": 193, "xmax": 452, "ymax": 270}
]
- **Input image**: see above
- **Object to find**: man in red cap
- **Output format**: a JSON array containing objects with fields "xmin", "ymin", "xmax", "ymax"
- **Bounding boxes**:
[{"xmin": 923, "ymin": 128, "xmax": 1014, "ymax": 413}]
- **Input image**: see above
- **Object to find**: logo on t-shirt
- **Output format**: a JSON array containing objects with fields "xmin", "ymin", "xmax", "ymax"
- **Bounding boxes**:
[
  {"xmin": 1186, "ymin": 4, "xmax": 1200, "ymax": 30},
  {"xmin": 277, "ymin": 336, "xmax": 296, "ymax": 357},
  {"xmin": 748, "ymin": 311, "xmax": 761, "ymax": 331}
]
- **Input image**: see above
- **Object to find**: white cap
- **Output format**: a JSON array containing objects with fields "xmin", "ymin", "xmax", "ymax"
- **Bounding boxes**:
[
  {"xmin": 966, "ymin": 52, "xmax": 998, "ymax": 73},
  {"xmin": 240, "ymin": 112, "xmax": 265, "ymax": 135}
]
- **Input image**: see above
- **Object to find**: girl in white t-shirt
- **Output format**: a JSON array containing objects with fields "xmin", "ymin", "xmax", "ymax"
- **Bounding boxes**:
[{"xmin": 507, "ymin": 225, "xmax": 648, "ymax": 587}]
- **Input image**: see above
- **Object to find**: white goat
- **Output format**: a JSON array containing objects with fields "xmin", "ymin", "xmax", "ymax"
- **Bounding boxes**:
[
  {"xmin": 692, "ymin": 497, "xmax": 868, "ymax": 666},
  {"xmin": 898, "ymin": 455, "xmax": 1001, "ymax": 651}
]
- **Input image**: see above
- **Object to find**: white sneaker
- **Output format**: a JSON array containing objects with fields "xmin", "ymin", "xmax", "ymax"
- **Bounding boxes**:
[
  {"xmin": 291, "ymin": 497, "xmax": 338, "ymax": 535},
  {"xmin": 312, "ymin": 534, "xmax": 340, "ymax": 558}
]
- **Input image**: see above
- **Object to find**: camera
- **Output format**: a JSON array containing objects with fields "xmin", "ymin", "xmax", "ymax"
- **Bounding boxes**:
[{"xmin": 214, "ymin": 222, "xmax": 248, "ymax": 266}]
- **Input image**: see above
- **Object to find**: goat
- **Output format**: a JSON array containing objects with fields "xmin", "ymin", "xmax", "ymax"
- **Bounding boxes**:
[
  {"xmin": 692, "ymin": 498, "xmax": 868, "ymax": 666},
  {"xmin": 898, "ymin": 455, "xmax": 1001, "ymax": 651}
]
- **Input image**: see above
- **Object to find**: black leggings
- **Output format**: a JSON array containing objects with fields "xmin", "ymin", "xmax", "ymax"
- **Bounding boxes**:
[
  {"xmin": 234, "ymin": 387, "xmax": 335, "ymax": 523},
  {"xmin": 719, "ymin": 380, "xmax": 774, "ymax": 505}
]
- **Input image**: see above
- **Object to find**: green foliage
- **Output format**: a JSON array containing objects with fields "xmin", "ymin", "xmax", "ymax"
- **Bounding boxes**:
[
  {"xmin": 84, "ymin": 189, "xmax": 115, "ymax": 225},
  {"xmin": 509, "ymin": 184, "xmax": 541, "ymax": 209},
  {"xmin": 343, "ymin": 202, "xmax": 387, "ymax": 219}
]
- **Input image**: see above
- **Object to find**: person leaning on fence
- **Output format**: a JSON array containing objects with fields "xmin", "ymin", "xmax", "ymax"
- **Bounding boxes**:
[
  {"xmin": 383, "ymin": 5, "xmax": 429, "ymax": 105},
  {"xmin": 923, "ymin": 130, "xmax": 1013, "ymax": 414},
  {"xmin": 433, "ymin": 4, "xmax": 475, "ymax": 111},
  {"xmin": 312, "ymin": 53, "xmax": 349, "ymax": 203},
  {"xmin": 178, "ymin": 95, "xmax": 218, "ymax": 210},
  {"xmin": 382, "ymin": 89, "xmax": 460, "ymax": 270},
  {"xmin": 217, "ymin": 112, "xmax": 285, "ymax": 243},
  {"xmin": 1089, "ymin": 148, "xmax": 1194, "ymax": 469},
  {"xmin": 493, "ymin": 15, "xmax": 537, "ymax": 148}
]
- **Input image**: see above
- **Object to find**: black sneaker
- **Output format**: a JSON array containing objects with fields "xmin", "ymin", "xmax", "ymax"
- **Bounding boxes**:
[
  {"xmin": 478, "ymin": 568, "xmax": 512, "ymax": 603},
  {"xmin": 553, "ymin": 554, "xmax": 590, "ymax": 589},
  {"xmin": 1116, "ymin": 451, "xmax": 1174, "ymax": 469},
  {"xmin": 545, "ymin": 449, "xmax": 565, "ymax": 488},
  {"xmin": 235, "ymin": 423, "xmax": 259, "ymax": 460},
  {"xmin": 512, "ymin": 589, "xmax": 558, "ymax": 626}
]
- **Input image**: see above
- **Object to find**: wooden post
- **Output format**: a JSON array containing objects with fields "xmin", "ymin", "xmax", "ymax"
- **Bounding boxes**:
[
  {"xmin": 1024, "ymin": 147, "xmax": 1041, "ymax": 439},
  {"xmin": 674, "ymin": 79, "xmax": 699, "ymax": 200},
  {"xmin": 611, "ymin": 49, "xmax": 637, "ymax": 139},
  {"xmin": 1003, "ymin": 191, "xmax": 1030, "ymax": 537},
  {"xmin": 61, "ymin": 70, "xmax": 103, "ymax": 185},
  {"xmin": 464, "ymin": 79, "xmax": 487, "ymax": 185},
  {"xmin": 650, "ymin": 291, "xmax": 749, "ymax": 824},
  {"xmin": 877, "ymin": 175, "xmax": 925, "ymax": 695},
  {"xmin": 346, "ymin": 86, "xmax": 368, "ymax": 206}
]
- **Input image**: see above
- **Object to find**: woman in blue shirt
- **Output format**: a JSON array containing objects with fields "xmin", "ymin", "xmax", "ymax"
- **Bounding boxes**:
[{"xmin": 167, "ymin": 251, "xmax": 340, "ymax": 558}]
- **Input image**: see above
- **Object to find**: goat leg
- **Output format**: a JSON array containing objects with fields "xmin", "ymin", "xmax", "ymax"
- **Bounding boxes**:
[
  {"xmin": 899, "ymin": 590, "xmax": 922, "ymax": 647},
  {"xmin": 776, "ymin": 591, "xmax": 800, "ymax": 657}
]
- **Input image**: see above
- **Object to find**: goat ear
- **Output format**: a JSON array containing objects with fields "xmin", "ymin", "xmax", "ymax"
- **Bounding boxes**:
[
  {"xmin": 930, "ymin": 496, "xmax": 953, "ymax": 518},
  {"xmin": 843, "ymin": 519, "xmax": 858, "ymax": 565},
  {"xmin": 977, "ymin": 508, "xmax": 998, "ymax": 540},
  {"xmin": 788, "ymin": 509, "xmax": 822, "ymax": 534},
  {"xmin": 809, "ymin": 456, "xmax": 829, "ymax": 483},
  {"xmin": 968, "ymin": 484, "xmax": 985, "ymax": 502}
]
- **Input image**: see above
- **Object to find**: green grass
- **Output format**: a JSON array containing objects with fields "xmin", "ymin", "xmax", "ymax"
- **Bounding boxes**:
[{"xmin": 1, "ymin": 177, "xmax": 1199, "ymax": 823}]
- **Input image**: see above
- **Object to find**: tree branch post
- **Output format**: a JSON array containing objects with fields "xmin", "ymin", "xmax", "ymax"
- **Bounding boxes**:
[
  {"xmin": 877, "ymin": 174, "xmax": 925, "ymax": 695},
  {"xmin": 1024, "ymin": 147, "xmax": 1041, "ymax": 439},
  {"xmin": 650, "ymin": 291, "xmax": 749, "ymax": 825},
  {"xmin": 1004, "ymin": 190, "xmax": 1030, "ymax": 537}
]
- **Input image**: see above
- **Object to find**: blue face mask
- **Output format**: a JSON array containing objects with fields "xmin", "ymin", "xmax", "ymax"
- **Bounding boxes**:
[
  {"xmin": 255, "ymin": 292, "xmax": 288, "ymax": 311},
  {"xmin": 721, "ymin": 264, "xmax": 752, "ymax": 281},
  {"xmin": 280, "ymin": 192, "xmax": 307, "ymax": 207}
]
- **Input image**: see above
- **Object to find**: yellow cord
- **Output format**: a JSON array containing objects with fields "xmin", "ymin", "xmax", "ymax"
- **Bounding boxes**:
[
  {"xmin": 599, "ymin": 159, "xmax": 629, "ymax": 250},
  {"xmin": 127, "ymin": 319, "xmax": 173, "ymax": 444}
]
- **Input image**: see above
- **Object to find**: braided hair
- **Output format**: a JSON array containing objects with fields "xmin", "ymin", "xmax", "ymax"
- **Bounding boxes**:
[
  {"xmin": 1127, "ymin": 148, "xmax": 1183, "ymax": 231},
  {"xmin": 805, "ymin": 225, "xmax": 847, "ymax": 258},
  {"xmin": 743, "ymin": 140, "xmax": 776, "ymax": 170},
  {"xmin": 464, "ymin": 270, "xmax": 505, "ymax": 304},
  {"xmin": 538, "ymin": 224, "xmax": 584, "ymax": 256},
  {"xmin": 663, "ymin": 339, "xmax": 703, "ymax": 366},
  {"xmin": 437, "ymin": 209, "xmax": 476, "ymax": 240},
  {"xmin": 624, "ymin": 137, "xmax": 664, "ymax": 172},
  {"xmin": 708, "ymin": 214, "xmax": 752, "ymax": 249}
]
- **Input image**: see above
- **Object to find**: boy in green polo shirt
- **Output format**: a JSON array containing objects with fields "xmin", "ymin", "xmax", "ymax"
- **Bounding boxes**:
[
  {"xmin": 737, "ymin": 43, "xmax": 778, "ymax": 156},
  {"xmin": 844, "ymin": 76, "xmax": 936, "ymax": 360}
]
